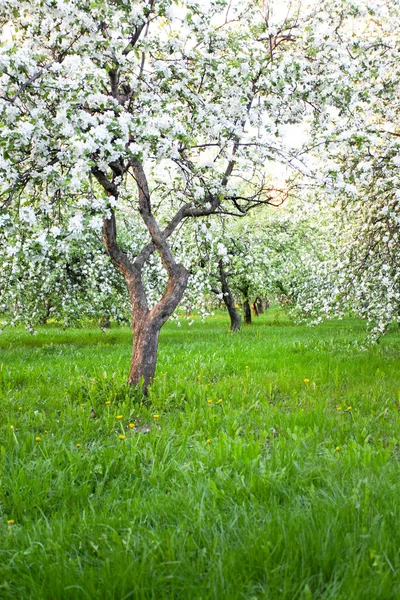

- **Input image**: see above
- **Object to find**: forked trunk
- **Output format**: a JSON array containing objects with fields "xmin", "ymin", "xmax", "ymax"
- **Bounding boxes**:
[{"xmin": 127, "ymin": 264, "xmax": 189, "ymax": 394}]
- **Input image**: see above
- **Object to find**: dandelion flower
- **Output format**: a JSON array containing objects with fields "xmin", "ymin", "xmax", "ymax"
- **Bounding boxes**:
[
  {"xmin": 304, "ymin": 378, "xmax": 310, "ymax": 383},
  {"xmin": 18, "ymin": 407, "xmax": 22, "ymax": 411},
  {"xmin": 81, "ymin": 403, "xmax": 85, "ymax": 407},
  {"xmin": 9, "ymin": 425, "xmax": 14, "ymax": 430},
  {"xmin": 336, "ymin": 446, "xmax": 340, "ymax": 451},
  {"xmin": 336, "ymin": 407, "xmax": 342, "ymax": 411},
  {"xmin": 116, "ymin": 415, "xmax": 123, "ymax": 420},
  {"xmin": 153, "ymin": 414, "xmax": 159, "ymax": 419},
  {"xmin": 129, "ymin": 423, "xmax": 135, "ymax": 429},
  {"xmin": 7, "ymin": 520, "xmax": 14, "ymax": 525},
  {"xmin": 217, "ymin": 399, "xmax": 223, "ymax": 404},
  {"xmin": 347, "ymin": 406, "xmax": 352, "ymax": 411},
  {"xmin": 207, "ymin": 399, "xmax": 213, "ymax": 404},
  {"xmin": 105, "ymin": 401, "xmax": 111, "ymax": 405},
  {"xmin": 35, "ymin": 437, "xmax": 41, "ymax": 441},
  {"xmin": 119, "ymin": 435, "xmax": 125, "ymax": 440},
  {"xmin": 206, "ymin": 439, "xmax": 211, "ymax": 444},
  {"xmin": 76, "ymin": 444, "xmax": 81, "ymax": 448}
]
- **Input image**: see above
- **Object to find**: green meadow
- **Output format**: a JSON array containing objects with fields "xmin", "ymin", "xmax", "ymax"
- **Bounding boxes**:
[{"xmin": 1, "ymin": 308, "xmax": 400, "ymax": 599}]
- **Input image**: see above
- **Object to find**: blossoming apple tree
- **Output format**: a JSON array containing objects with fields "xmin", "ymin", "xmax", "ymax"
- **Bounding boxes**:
[
  {"xmin": 1, "ymin": 0, "xmax": 319, "ymax": 391},
  {"xmin": 293, "ymin": 0, "xmax": 400, "ymax": 338}
]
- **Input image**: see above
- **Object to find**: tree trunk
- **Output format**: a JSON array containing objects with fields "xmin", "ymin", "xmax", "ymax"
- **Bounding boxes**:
[
  {"xmin": 251, "ymin": 301, "xmax": 259, "ymax": 317},
  {"xmin": 244, "ymin": 300, "xmax": 252, "ymax": 324},
  {"xmin": 255, "ymin": 297, "xmax": 263, "ymax": 314},
  {"xmin": 127, "ymin": 264, "xmax": 188, "ymax": 394},
  {"xmin": 218, "ymin": 259, "xmax": 241, "ymax": 331},
  {"xmin": 99, "ymin": 316, "xmax": 111, "ymax": 329},
  {"xmin": 129, "ymin": 317, "xmax": 160, "ymax": 392}
]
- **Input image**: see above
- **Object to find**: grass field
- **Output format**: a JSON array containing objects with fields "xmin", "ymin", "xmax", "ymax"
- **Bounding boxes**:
[{"xmin": 1, "ymin": 308, "xmax": 400, "ymax": 599}]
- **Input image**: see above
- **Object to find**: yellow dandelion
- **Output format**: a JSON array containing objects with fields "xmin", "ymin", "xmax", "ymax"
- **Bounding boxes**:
[
  {"xmin": 76, "ymin": 444, "xmax": 81, "ymax": 448},
  {"xmin": 9, "ymin": 425, "xmax": 14, "ymax": 430},
  {"xmin": 7, "ymin": 520, "xmax": 14, "ymax": 525},
  {"xmin": 162, "ymin": 373, "xmax": 166, "ymax": 377},
  {"xmin": 119, "ymin": 435, "xmax": 125, "ymax": 440},
  {"xmin": 18, "ymin": 407, "xmax": 22, "ymax": 411},
  {"xmin": 197, "ymin": 375, "xmax": 201, "ymax": 379},
  {"xmin": 129, "ymin": 423, "xmax": 135, "ymax": 429},
  {"xmin": 304, "ymin": 378, "xmax": 310, "ymax": 383},
  {"xmin": 35, "ymin": 437, "xmax": 41, "ymax": 441},
  {"xmin": 153, "ymin": 414, "xmax": 159, "ymax": 419},
  {"xmin": 337, "ymin": 407, "xmax": 342, "ymax": 411},
  {"xmin": 217, "ymin": 399, "xmax": 223, "ymax": 404},
  {"xmin": 81, "ymin": 403, "xmax": 85, "ymax": 407},
  {"xmin": 105, "ymin": 401, "xmax": 111, "ymax": 405},
  {"xmin": 206, "ymin": 439, "xmax": 211, "ymax": 444},
  {"xmin": 336, "ymin": 446, "xmax": 340, "ymax": 451},
  {"xmin": 347, "ymin": 406, "xmax": 352, "ymax": 411},
  {"xmin": 245, "ymin": 366, "xmax": 249, "ymax": 369},
  {"xmin": 207, "ymin": 399, "xmax": 213, "ymax": 404},
  {"xmin": 116, "ymin": 415, "xmax": 123, "ymax": 420}
]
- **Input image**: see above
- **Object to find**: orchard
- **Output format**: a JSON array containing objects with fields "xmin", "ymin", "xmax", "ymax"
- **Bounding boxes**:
[{"xmin": 0, "ymin": 0, "xmax": 399, "ymax": 598}]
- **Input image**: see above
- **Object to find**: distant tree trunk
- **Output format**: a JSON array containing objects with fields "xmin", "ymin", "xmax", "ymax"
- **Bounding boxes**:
[
  {"xmin": 239, "ymin": 284, "xmax": 252, "ymax": 325},
  {"xmin": 99, "ymin": 316, "xmax": 111, "ymax": 329},
  {"xmin": 240, "ymin": 286, "xmax": 252, "ymax": 324},
  {"xmin": 218, "ymin": 259, "xmax": 241, "ymax": 331},
  {"xmin": 39, "ymin": 299, "xmax": 52, "ymax": 324},
  {"xmin": 255, "ymin": 297, "xmax": 263, "ymax": 314},
  {"xmin": 251, "ymin": 301, "xmax": 259, "ymax": 317},
  {"xmin": 264, "ymin": 298, "xmax": 270, "ymax": 310},
  {"xmin": 244, "ymin": 300, "xmax": 252, "ymax": 324}
]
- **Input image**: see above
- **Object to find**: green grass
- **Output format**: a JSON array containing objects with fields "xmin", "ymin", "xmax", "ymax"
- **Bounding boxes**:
[{"xmin": 1, "ymin": 308, "xmax": 400, "ymax": 599}]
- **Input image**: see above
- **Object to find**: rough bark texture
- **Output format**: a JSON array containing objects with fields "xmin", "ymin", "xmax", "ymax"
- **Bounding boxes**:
[
  {"xmin": 218, "ymin": 259, "xmax": 241, "ymax": 331},
  {"xmin": 127, "ymin": 264, "xmax": 188, "ymax": 393}
]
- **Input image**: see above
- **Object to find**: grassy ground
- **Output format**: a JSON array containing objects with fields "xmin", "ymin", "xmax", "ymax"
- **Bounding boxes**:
[{"xmin": 1, "ymin": 308, "xmax": 400, "ymax": 599}]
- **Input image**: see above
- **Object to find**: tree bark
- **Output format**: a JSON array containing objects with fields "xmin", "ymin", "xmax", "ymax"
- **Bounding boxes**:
[
  {"xmin": 218, "ymin": 259, "xmax": 241, "ymax": 331},
  {"xmin": 255, "ymin": 296, "xmax": 264, "ymax": 314},
  {"xmin": 251, "ymin": 301, "xmax": 259, "ymax": 317},
  {"xmin": 243, "ymin": 300, "xmax": 252, "ymax": 324},
  {"xmin": 239, "ymin": 284, "xmax": 252, "ymax": 324},
  {"xmin": 127, "ymin": 264, "xmax": 188, "ymax": 393}
]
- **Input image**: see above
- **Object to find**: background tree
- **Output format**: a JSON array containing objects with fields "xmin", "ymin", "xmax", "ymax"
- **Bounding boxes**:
[{"xmin": 292, "ymin": 0, "xmax": 400, "ymax": 338}]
